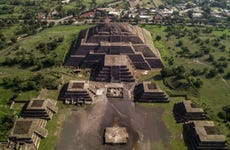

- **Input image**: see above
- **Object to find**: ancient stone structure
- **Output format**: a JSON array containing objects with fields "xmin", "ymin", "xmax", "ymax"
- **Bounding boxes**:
[
  {"xmin": 134, "ymin": 81, "xmax": 169, "ymax": 102},
  {"xmin": 64, "ymin": 23, "xmax": 163, "ymax": 82},
  {"xmin": 173, "ymin": 100, "xmax": 206, "ymax": 122},
  {"xmin": 107, "ymin": 87, "xmax": 123, "ymax": 98},
  {"xmin": 184, "ymin": 121, "xmax": 227, "ymax": 150},
  {"xmin": 94, "ymin": 55, "xmax": 135, "ymax": 82},
  {"xmin": 8, "ymin": 118, "xmax": 48, "ymax": 150},
  {"xmin": 104, "ymin": 127, "xmax": 129, "ymax": 144},
  {"xmin": 63, "ymin": 80, "xmax": 93, "ymax": 105},
  {"xmin": 22, "ymin": 99, "xmax": 58, "ymax": 120}
]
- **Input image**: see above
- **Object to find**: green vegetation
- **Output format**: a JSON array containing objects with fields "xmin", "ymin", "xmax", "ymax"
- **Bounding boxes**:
[
  {"xmin": 39, "ymin": 103, "xmax": 71, "ymax": 150},
  {"xmin": 144, "ymin": 24, "xmax": 230, "ymax": 147},
  {"xmin": 0, "ymin": 0, "xmax": 230, "ymax": 147},
  {"xmin": 0, "ymin": 115, "xmax": 14, "ymax": 142},
  {"xmin": 0, "ymin": 24, "xmax": 91, "ymax": 141}
]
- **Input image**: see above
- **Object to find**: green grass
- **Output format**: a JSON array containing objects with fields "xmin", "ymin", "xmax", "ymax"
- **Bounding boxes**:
[
  {"xmin": 0, "ymin": 24, "xmax": 92, "ymax": 142},
  {"xmin": 149, "ymin": 24, "xmax": 230, "ymax": 109},
  {"xmin": 144, "ymin": 24, "xmax": 230, "ymax": 147},
  {"xmin": 129, "ymin": 0, "xmax": 162, "ymax": 8},
  {"xmin": 39, "ymin": 102, "xmax": 75, "ymax": 150},
  {"xmin": 15, "ymin": 90, "xmax": 39, "ymax": 101},
  {"xmin": 1, "ymin": 25, "xmax": 19, "ymax": 41},
  {"xmin": 64, "ymin": 0, "xmax": 116, "ymax": 10}
]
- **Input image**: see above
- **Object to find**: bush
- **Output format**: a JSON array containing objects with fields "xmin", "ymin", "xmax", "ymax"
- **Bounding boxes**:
[
  {"xmin": 206, "ymin": 69, "xmax": 218, "ymax": 78},
  {"xmin": 155, "ymin": 35, "xmax": 161, "ymax": 41},
  {"xmin": 218, "ymin": 111, "xmax": 226, "ymax": 120},
  {"xmin": 225, "ymin": 72, "xmax": 230, "ymax": 79},
  {"xmin": 176, "ymin": 40, "xmax": 183, "ymax": 47},
  {"xmin": 2, "ymin": 73, "xmax": 60, "ymax": 92},
  {"xmin": 0, "ymin": 115, "xmax": 14, "ymax": 142},
  {"xmin": 218, "ymin": 105, "xmax": 230, "ymax": 122},
  {"xmin": 207, "ymin": 54, "xmax": 214, "ymax": 62}
]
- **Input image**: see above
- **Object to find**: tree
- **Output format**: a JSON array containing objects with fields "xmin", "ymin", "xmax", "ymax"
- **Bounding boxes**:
[
  {"xmin": 217, "ymin": 67, "xmax": 224, "ymax": 73},
  {"xmin": 161, "ymin": 67, "xmax": 174, "ymax": 77},
  {"xmin": 193, "ymin": 78, "xmax": 203, "ymax": 88},
  {"xmin": 206, "ymin": 69, "xmax": 218, "ymax": 78},
  {"xmin": 10, "ymin": 36, "xmax": 17, "ymax": 43},
  {"xmin": 155, "ymin": 35, "xmax": 161, "ymax": 41},
  {"xmin": 168, "ymin": 57, "xmax": 174, "ymax": 66},
  {"xmin": 218, "ymin": 105, "xmax": 230, "ymax": 121},
  {"xmin": 225, "ymin": 71, "xmax": 230, "ymax": 79},
  {"xmin": 176, "ymin": 40, "xmax": 183, "ymax": 47},
  {"xmin": 207, "ymin": 54, "xmax": 214, "ymax": 62}
]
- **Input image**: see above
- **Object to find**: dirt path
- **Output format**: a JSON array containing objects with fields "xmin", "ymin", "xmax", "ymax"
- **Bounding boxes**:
[{"xmin": 37, "ymin": 88, "xmax": 47, "ymax": 99}]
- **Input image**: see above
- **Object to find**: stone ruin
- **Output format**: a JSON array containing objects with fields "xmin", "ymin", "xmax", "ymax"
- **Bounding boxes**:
[
  {"xmin": 106, "ymin": 87, "xmax": 123, "ymax": 98},
  {"xmin": 62, "ymin": 80, "xmax": 94, "ymax": 105},
  {"xmin": 22, "ymin": 98, "xmax": 58, "ymax": 120},
  {"xmin": 104, "ymin": 126, "xmax": 129, "ymax": 145},
  {"xmin": 8, "ymin": 98, "xmax": 58, "ymax": 150},
  {"xmin": 8, "ymin": 118, "xmax": 48, "ymax": 150},
  {"xmin": 94, "ymin": 55, "xmax": 135, "ymax": 83},
  {"xmin": 134, "ymin": 81, "xmax": 169, "ymax": 103},
  {"xmin": 64, "ymin": 23, "xmax": 163, "ymax": 83},
  {"xmin": 173, "ymin": 100, "xmax": 206, "ymax": 123},
  {"xmin": 184, "ymin": 121, "xmax": 227, "ymax": 150}
]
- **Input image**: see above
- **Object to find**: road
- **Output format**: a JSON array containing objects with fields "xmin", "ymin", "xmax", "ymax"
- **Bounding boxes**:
[{"xmin": 47, "ymin": 15, "xmax": 74, "ymax": 25}]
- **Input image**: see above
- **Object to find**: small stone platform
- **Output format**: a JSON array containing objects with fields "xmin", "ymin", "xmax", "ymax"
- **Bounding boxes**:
[{"xmin": 104, "ymin": 127, "xmax": 129, "ymax": 144}]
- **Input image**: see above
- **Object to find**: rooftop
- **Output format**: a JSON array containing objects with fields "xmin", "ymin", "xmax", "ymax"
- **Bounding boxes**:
[
  {"xmin": 183, "ymin": 100, "xmax": 204, "ymax": 113},
  {"xmin": 104, "ymin": 127, "xmax": 129, "ymax": 144},
  {"xmin": 25, "ymin": 98, "xmax": 57, "ymax": 111},
  {"xmin": 192, "ymin": 121, "xmax": 226, "ymax": 142},
  {"xmin": 13, "ymin": 120, "xmax": 33, "ymax": 135},
  {"xmin": 31, "ymin": 100, "xmax": 44, "ymax": 107},
  {"xmin": 104, "ymin": 55, "xmax": 128, "ymax": 66},
  {"xmin": 67, "ymin": 80, "xmax": 90, "ymax": 92},
  {"xmin": 9, "ymin": 118, "xmax": 48, "ymax": 139},
  {"xmin": 64, "ymin": 23, "xmax": 163, "ymax": 69},
  {"xmin": 143, "ymin": 81, "xmax": 162, "ymax": 92}
]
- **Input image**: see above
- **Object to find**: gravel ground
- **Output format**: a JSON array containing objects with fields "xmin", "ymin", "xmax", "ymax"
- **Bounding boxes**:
[{"xmin": 55, "ymin": 99, "xmax": 171, "ymax": 150}]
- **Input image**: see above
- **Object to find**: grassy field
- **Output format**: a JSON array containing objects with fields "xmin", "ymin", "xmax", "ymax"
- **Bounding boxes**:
[
  {"xmin": 64, "ymin": 0, "xmax": 116, "ymax": 10},
  {"xmin": 143, "ymin": 24, "xmax": 230, "ymax": 147},
  {"xmin": 143, "ymin": 25, "xmax": 230, "ymax": 109},
  {"xmin": 129, "ymin": 0, "xmax": 162, "ymax": 8},
  {"xmin": 0, "ymin": 24, "xmax": 91, "ymax": 142}
]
